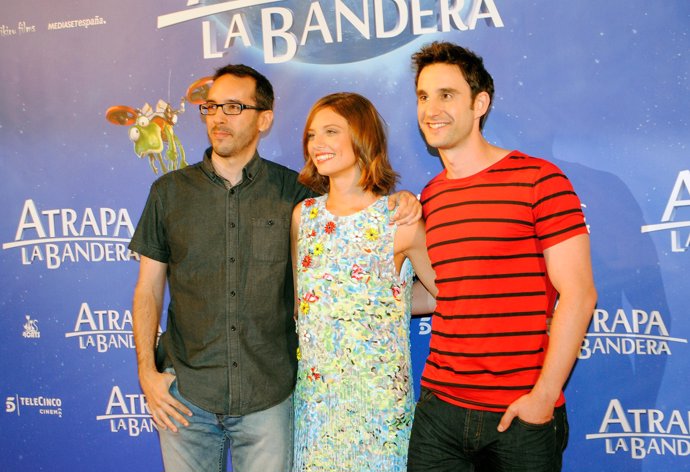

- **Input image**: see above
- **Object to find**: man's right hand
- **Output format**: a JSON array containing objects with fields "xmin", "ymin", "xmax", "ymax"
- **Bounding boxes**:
[{"xmin": 139, "ymin": 370, "xmax": 193, "ymax": 432}]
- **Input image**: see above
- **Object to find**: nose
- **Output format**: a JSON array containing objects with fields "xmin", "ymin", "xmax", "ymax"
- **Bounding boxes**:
[
  {"xmin": 420, "ymin": 98, "xmax": 441, "ymax": 118},
  {"xmin": 310, "ymin": 132, "xmax": 326, "ymax": 149},
  {"xmin": 207, "ymin": 107, "xmax": 228, "ymax": 125}
]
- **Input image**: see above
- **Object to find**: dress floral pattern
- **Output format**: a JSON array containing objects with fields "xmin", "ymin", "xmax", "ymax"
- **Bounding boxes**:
[{"xmin": 293, "ymin": 195, "xmax": 414, "ymax": 472}]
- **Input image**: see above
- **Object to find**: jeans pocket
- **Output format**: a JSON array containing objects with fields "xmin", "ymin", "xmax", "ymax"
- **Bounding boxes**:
[
  {"xmin": 516, "ymin": 416, "xmax": 555, "ymax": 431},
  {"xmin": 417, "ymin": 388, "xmax": 437, "ymax": 406}
]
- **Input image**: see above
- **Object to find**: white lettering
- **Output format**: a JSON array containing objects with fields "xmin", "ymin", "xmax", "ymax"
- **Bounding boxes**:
[
  {"xmin": 202, "ymin": 20, "xmax": 224, "ymax": 59},
  {"xmin": 591, "ymin": 308, "xmax": 670, "ymax": 336},
  {"xmin": 15, "ymin": 199, "xmax": 46, "ymax": 240},
  {"xmin": 223, "ymin": 13, "xmax": 252, "ymax": 48},
  {"xmin": 671, "ymin": 229, "xmax": 690, "ymax": 252},
  {"xmin": 374, "ymin": 0, "xmax": 407, "ymax": 38},
  {"xmin": 105, "ymin": 386, "xmax": 148, "ymax": 416},
  {"xmin": 75, "ymin": 303, "xmax": 98, "ymax": 332},
  {"xmin": 467, "ymin": 0, "xmax": 504, "ymax": 29},
  {"xmin": 14, "ymin": 242, "xmax": 139, "ymax": 269},
  {"xmin": 261, "ymin": 7, "xmax": 297, "ymax": 64},
  {"xmin": 199, "ymin": 0, "xmax": 504, "ymax": 64},
  {"xmin": 440, "ymin": 0, "xmax": 468, "ymax": 32},
  {"xmin": 410, "ymin": 0, "xmax": 435, "ymax": 35},
  {"xmin": 579, "ymin": 337, "xmax": 672, "ymax": 358},
  {"xmin": 10, "ymin": 201, "xmax": 135, "ymax": 243},
  {"xmin": 300, "ymin": 2, "xmax": 333, "ymax": 45},
  {"xmin": 599, "ymin": 399, "xmax": 632, "ymax": 433},
  {"xmin": 661, "ymin": 170, "xmax": 690, "ymax": 222},
  {"xmin": 335, "ymin": 0, "xmax": 370, "ymax": 42}
]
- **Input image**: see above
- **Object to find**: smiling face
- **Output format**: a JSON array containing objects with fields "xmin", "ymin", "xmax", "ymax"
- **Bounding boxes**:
[
  {"xmin": 298, "ymin": 92, "xmax": 397, "ymax": 195},
  {"xmin": 306, "ymin": 107, "xmax": 360, "ymax": 182},
  {"xmin": 416, "ymin": 62, "xmax": 486, "ymax": 152},
  {"xmin": 204, "ymin": 74, "xmax": 273, "ymax": 163}
]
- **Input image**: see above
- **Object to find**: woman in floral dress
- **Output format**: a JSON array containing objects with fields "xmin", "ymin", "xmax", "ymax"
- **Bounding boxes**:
[{"xmin": 290, "ymin": 92, "xmax": 437, "ymax": 471}]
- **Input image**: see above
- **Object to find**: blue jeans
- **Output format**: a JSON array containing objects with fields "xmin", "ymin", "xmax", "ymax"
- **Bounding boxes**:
[
  {"xmin": 407, "ymin": 389, "xmax": 568, "ymax": 472},
  {"xmin": 159, "ymin": 379, "xmax": 293, "ymax": 472}
]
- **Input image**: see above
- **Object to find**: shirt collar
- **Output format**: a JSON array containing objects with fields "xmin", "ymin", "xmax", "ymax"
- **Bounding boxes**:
[{"xmin": 201, "ymin": 147, "xmax": 262, "ymax": 186}]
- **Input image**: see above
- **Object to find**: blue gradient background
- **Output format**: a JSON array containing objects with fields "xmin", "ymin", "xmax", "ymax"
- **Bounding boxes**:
[{"xmin": 1, "ymin": 1, "xmax": 689, "ymax": 471}]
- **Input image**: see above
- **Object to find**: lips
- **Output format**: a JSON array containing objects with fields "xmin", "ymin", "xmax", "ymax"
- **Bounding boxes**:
[
  {"xmin": 314, "ymin": 152, "xmax": 335, "ymax": 163},
  {"xmin": 212, "ymin": 127, "xmax": 232, "ymax": 138},
  {"xmin": 426, "ymin": 122, "xmax": 448, "ymax": 130}
]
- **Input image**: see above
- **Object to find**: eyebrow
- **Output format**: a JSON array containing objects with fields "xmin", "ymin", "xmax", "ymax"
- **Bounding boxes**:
[
  {"xmin": 417, "ymin": 87, "xmax": 461, "ymax": 95},
  {"xmin": 309, "ymin": 123, "xmax": 345, "ymax": 130},
  {"xmin": 204, "ymin": 99, "xmax": 241, "ymax": 104}
]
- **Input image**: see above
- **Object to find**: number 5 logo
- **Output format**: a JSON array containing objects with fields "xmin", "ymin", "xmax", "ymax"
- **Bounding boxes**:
[
  {"xmin": 418, "ymin": 317, "xmax": 432, "ymax": 335},
  {"xmin": 6, "ymin": 396, "xmax": 17, "ymax": 414}
]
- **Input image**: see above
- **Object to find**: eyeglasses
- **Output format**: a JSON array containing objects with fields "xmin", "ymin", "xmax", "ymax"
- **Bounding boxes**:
[{"xmin": 199, "ymin": 102, "xmax": 267, "ymax": 116}]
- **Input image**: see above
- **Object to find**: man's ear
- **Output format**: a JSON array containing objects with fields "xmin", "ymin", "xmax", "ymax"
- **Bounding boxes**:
[
  {"xmin": 474, "ymin": 91, "xmax": 491, "ymax": 119},
  {"xmin": 258, "ymin": 109, "xmax": 274, "ymax": 133}
]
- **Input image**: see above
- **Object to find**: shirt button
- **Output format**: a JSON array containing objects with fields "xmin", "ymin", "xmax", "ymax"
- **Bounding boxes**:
[
  {"xmin": 232, "ymin": 362, "xmax": 238, "ymax": 367},
  {"xmin": 230, "ymin": 291, "xmax": 236, "ymax": 297},
  {"xmin": 230, "ymin": 189, "xmax": 235, "ymax": 195},
  {"xmin": 230, "ymin": 257, "xmax": 235, "ymax": 263},
  {"xmin": 231, "ymin": 325, "xmax": 237, "ymax": 331},
  {"xmin": 230, "ymin": 222, "xmax": 236, "ymax": 228}
]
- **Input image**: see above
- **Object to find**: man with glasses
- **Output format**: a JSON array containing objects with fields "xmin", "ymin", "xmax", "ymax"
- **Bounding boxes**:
[{"xmin": 129, "ymin": 64, "xmax": 421, "ymax": 472}]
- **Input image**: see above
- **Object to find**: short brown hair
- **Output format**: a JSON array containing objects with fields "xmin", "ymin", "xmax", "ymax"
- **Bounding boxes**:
[
  {"xmin": 213, "ymin": 63, "xmax": 274, "ymax": 111},
  {"xmin": 298, "ymin": 92, "xmax": 398, "ymax": 195},
  {"xmin": 412, "ymin": 41, "xmax": 494, "ymax": 129}
]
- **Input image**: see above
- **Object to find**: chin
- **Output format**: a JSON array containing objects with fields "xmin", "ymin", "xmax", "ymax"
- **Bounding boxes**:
[{"xmin": 423, "ymin": 138, "xmax": 444, "ymax": 149}]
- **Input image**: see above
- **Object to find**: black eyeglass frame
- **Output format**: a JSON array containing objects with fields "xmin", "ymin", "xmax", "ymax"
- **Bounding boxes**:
[{"xmin": 199, "ymin": 102, "xmax": 268, "ymax": 116}]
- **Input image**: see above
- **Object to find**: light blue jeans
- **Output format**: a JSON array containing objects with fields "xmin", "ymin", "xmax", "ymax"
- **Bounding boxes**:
[{"xmin": 159, "ymin": 379, "xmax": 293, "ymax": 472}]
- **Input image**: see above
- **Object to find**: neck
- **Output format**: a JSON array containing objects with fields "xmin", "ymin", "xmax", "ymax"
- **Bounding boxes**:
[
  {"xmin": 211, "ymin": 149, "xmax": 254, "ymax": 185},
  {"xmin": 440, "ymin": 136, "xmax": 510, "ymax": 179},
  {"xmin": 326, "ymin": 177, "xmax": 377, "ymax": 216}
]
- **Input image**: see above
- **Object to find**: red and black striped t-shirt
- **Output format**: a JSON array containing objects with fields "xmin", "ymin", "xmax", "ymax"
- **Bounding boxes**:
[{"xmin": 420, "ymin": 151, "xmax": 588, "ymax": 412}]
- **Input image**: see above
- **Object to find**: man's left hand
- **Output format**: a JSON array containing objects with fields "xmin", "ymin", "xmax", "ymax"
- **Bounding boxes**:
[{"xmin": 497, "ymin": 391, "xmax": 555, "ymax": 432}]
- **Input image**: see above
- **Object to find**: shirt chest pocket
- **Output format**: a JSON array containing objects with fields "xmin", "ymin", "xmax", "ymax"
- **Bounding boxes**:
[{"xmin": 251, "ymin": 217, "xmax": 290, "ymax": 262}]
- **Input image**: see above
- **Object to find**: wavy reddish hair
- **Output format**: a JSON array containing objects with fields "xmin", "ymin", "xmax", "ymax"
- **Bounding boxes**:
[{"xmin": 298, "ymin": 92, "xmax": 398, "ymax": 195}]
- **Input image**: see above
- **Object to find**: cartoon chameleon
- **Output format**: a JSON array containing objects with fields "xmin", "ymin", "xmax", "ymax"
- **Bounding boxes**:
[{"xmin": 105, "ymin": 77, "xmax": 213, "ymax": 174}]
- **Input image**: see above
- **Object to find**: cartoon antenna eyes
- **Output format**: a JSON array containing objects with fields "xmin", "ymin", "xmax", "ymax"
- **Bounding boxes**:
[{"xmin": 105, "ymin": 76, "xmax": 213, "ymax": 175}]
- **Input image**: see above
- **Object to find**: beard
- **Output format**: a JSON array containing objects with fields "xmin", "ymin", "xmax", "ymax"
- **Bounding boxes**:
[{"xmin": 208, "ymin": 125, "xmax": 258, "ymax": 159}]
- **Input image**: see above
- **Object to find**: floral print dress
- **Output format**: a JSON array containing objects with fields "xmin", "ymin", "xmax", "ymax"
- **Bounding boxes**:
[{"xmin": 293, "ymin": 195, "xmax": 414, "ymax": 472}]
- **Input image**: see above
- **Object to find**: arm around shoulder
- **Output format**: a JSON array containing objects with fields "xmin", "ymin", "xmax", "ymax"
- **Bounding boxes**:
[{"xmin": 388, "ymin": 190, "xmax": 422, "ymax": 226}]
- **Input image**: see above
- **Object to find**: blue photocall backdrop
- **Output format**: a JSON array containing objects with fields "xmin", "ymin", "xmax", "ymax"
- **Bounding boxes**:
[{"xmin": 1, "ymin": 1, "xmax": 689, "ymax": 471}]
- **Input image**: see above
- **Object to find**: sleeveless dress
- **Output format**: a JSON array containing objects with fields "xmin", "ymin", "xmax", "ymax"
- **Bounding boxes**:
[{"xmin": 292, "ymin": 195, "xmax": 415, "ymax": 472}]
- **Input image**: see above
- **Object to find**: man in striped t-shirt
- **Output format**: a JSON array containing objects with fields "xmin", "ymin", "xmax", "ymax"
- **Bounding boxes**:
[{"xmin": 407, "ymin": 42, "xmax": 597, "ymax": 472}]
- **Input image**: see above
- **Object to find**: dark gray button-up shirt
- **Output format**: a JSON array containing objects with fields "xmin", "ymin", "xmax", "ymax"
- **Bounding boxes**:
[{"xmin": 129, "ymin": 149, "xmax": 314, "ymax": 415}]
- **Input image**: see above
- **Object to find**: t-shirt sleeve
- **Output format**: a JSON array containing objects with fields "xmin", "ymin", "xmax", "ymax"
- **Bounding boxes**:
[
  {"xmin": 290, "ymin": 176, "xmax": 319, "ymax": 205},
  {"xmin": 533, "ymin": 161, "xmax": 589, "ymax": 250},
  {"xmin": 128, "ymin": 182, "xmax": 170, "ymax": 263}
]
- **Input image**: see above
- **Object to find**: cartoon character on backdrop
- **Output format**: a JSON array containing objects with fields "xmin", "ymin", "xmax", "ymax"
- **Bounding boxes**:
[{"xmin": 105, "ymin": 76, "xmax": 213, "ymax": 174}]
